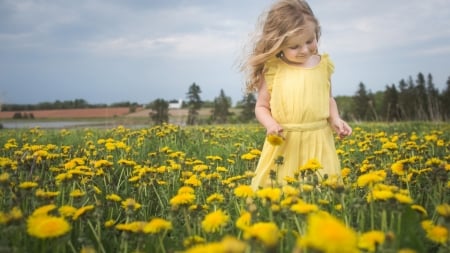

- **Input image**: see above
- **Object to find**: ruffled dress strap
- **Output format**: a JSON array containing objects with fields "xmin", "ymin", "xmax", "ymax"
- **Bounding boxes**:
[
  {"xmin": 263, "ymin": 57, "xmax": 280, "ymax": 94},
  {"xmin": 321, "ymin": 53, "xmax": 334, "ymax": 80}
]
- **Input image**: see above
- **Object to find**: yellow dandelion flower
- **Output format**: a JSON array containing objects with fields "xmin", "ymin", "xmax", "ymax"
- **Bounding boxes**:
[
  {"xmin": 184, "ymin": 242, "xmax": 222, "ymax": 253},
  {"xmin": 0, "ymin": 172, "xmax": 10, "ymax": 182},
  {"xmin": 267, "ymin": 134, "xmax": 284, "ymax": 146},
  {"xmin": 394, "ymin": 193, "xmax": 413, "ymax": 204},
  {"xmin": 271, "ymin": 204, "xmax": 281, "ymax": 212},
  {"xmin": 398, "ymin": 249, "xmax": 417, "ymax": 253},
  {"xmin": 106, "ymin": 194, "xmax": 122, "ymax": 202},
  {"xmin": 206, "ymin": 193, "xmax": 224, "ymax": 204},
  {"xmin": 35, "ymin": 189, "xmax": 60, "ymax": 198},
  {"xmin": 411, "ymin": 205, "xmax": 428, "ymax": 217},
  {"xmin": 31, "ymin": 204, "xmax": 57, "ymax": 216},
  {"xmin": 300, "ymin": 211, "xmax": 358, "ymax": 253},
  {"xmin": 143, "ymin": 218, "xmax": 172, "ymax": 234},
  {"xmin": 236, "ymin": 211, "xmax": 251, "ymax": 230},
  {"xmin": 169, "ymin": 193, "xmax": 196, "ymax": 207},
  {"xmin": 241, "ymin": 153, "xmax": 257, "ymax": 160},
  {"xmin": 18, "ymin": 181, "xmax": 38, "ymax": 189},
  {"xmin": 58, "ymin": 205, "xmax": 77, "ymax": 217},
  {"xmin": 178, "ymin": 186, "xmax": 195, "ymax": 194},
  {"xmin": 9, "ymin": 207, "xmax": 23, "ymax": 221},
  {"xmin": 291, "ymin": 201, "xmax": 319, "ymax": 214},
  {"xmin": 284, "ymin": 176, "xmax": 298, "ymax": 184},
  {"xmin": 425, "ymin": 224, "xmax": 448, "ymax": 245},
  {"xmin": 443, "ymin": 163, "xmax": 450, "ymax": 171},
  {"xmin": 436, "ymin": 203, "xmax": 450, "ymax": 218},
  {"xmin": 318, "ymin": 199, "xmax": 329, "ymax": 205},
  {"xmin": 184, "ymin": 175, "xmax": 202, "ymax": 187},
  {"xmin": 382, "ymin": 142, "xmax": 398, "ymax": 150},
  {"xmin": 299, "ymin": 158, "xmax": 322, "ymax": 172},
  {"xmin": 93, "ymin": 159, "xmax": 113, "ymax": 168},
  {"xmin": 357, "ymin": 170, "xmax": 386, "ymax": 187},
  {"xmin": 301, "ymin": 184, "xmax": 314, "ymax": 192},
  {"xmin": 69, "ymin": 189, "xmax": 86, "ymax": 198},
  {"xmin": 249, "ymin": 148, "xmax": 261, "ymax": 155},
  {"xmin": 193, "ymin": 164, "xmax": 209, "ymax": 172},
  {"xmin": 104, "ymin": 219, "xmax": 115, "ymax": 227},
  {"xmin": 219, "ymin": 236, "xmax": 248, "ymax": 253},
  {"xmin": 367, "ymin": 189, "xmax": 394, "ymax": 202},
  {"xmin": 121, "ymin": 198, "xmax": 141, "ymax": 211},
  {"xmin": 73, "ymin": 205, "xmax": 95, "ymax": 220},
  {"xmin": 55, "ymin": 172, "xmax": 73, "ymax": 183},
  {"xmin": 92, "ymin": 186, "xmax": 102, "ymax": 194},
  {"xmin": 80, "ymin": 246, "xmax": 96, "ymax": 253},
  {"xmin": 256, "ymin": 187, "xmax": 282, "ymax": 203},
  {"xmin": 234, "ymin": 185, "xmax": 254, "ymax": 198},
  {"xmin": 421, "ymin": 220, "xmax": 434, "ymax": 231},
  {"xmin": 27, "ymin": 215, "xmax": 71, "ymax": 239},
  {"xmin": 341, "ymin": 167, "xmax": 352, "ymax": 178},
  {"xmin": 183, "ymin": 236, "xmax": 206, "ymax": 248},
  {"xmin": 201, "ymin": 210, "xmax": 229, "ymax": 233},
  {"xmin": 391, "ymin": 161, "xmax": 406, "ymax": 176},
  {"xmin": 282, "ymin": 185, "xmax": 300, "ymax": 197},
  {"xmin": 243, "ymin": 222, "xmax": 280, "ymax": 247},
  {"xmin": 358, "ymin": 230, "xmax": 385, "ymax": 252},
  {"xmin": 0, "ymin": 212, "xmax": 9, "ymax": 224},
  {"xmin": 185, "ymin": 236, "xmax": 247, "ymax": 253},
  {"xmin": 425, "ymin": 157, "xmax": 443, "ymax": 167},
  {"xmin": 115, "ymin": 221, "xmax": 147, "ymax": 233}
]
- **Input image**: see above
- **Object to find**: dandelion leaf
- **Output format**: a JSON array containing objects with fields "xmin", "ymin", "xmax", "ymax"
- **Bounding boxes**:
[{"xmin": 398, "ymin": 207, "xmax": 425, "ymax": 252}]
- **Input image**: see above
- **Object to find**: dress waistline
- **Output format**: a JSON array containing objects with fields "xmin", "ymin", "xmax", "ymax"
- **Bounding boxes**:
[{"xmin": 281, "ymin": 120, "xmax": 328, "ymax": 132}]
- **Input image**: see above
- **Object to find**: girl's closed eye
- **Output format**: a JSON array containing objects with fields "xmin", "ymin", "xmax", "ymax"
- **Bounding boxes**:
[{"xmin": 289, "ymin": 45, "xmax": 299, "ymax": 49}]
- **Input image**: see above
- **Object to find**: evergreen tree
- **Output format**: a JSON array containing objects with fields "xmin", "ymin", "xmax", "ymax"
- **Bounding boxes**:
[
  {"xmin": 238, "ymin": 93, "xmax": 256, "ymax": 123},
  {"xmin": 352, "ymin": 82, "xmax": 370, "ymax": 121},
  {"xmin": 149, "ymin": 98, "xmax": 169, "ymax": 125},
  {"xmin": 186, "ymin": 83, "xmax": 202, "ymax": 125},
  {"xmin": 382, "ymin": 84, "xmax": 400, "ymax": 121},
  {"xmin": 211, "ymin": 89, "xmax": 231, "ymax": 124},
  {"xmin": 397, "ymin": 78, "xmax": 410, "ymax": 120},
  {"xmin": 334, "ymin": 96, "xmax": 353, "ymax": 121},
  {"xmin": 440, "ymin": 77, "xmax": 450, "ymax": 120},
  {"xmin": 426, "ymin": 73, "xmax": 440, "ymax": 120},
  {"xmin": 414, "ymin": 73, "xmax": 428, "ymax": 120}
]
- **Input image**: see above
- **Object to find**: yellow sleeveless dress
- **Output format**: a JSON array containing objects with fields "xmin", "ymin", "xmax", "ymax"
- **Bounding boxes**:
[{"xmin": 251, "ymin": 54, "xmax": 341, "ymax": 189}]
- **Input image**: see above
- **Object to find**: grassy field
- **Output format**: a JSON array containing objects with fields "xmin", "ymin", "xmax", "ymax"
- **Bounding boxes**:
[{"xmin": 0, "ymin": 122, "xmax": 449, "ymax": 253}]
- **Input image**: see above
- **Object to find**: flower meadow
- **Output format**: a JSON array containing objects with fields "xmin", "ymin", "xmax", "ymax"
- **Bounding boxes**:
[{"xmin": 0, "ymin": 122, "xmax": 449, "ymax": 253}]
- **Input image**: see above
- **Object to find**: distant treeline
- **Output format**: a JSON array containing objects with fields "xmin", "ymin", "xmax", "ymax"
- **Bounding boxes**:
[
  {"xmin": 336, "ymin": 72, "xmax": 450, "ymax": 122},
  {"xmin": 2, "ymin": 72, "xmax": 450, "ymax": 123},
  {"xmin": 1, "ymin": 99, "xmax": 141, "ymax": 111}
]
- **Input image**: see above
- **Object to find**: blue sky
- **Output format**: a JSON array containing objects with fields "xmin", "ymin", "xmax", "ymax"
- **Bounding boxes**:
[{"xmin": 1, "ymin": 0, "xmax": 449, "ymax": 105}]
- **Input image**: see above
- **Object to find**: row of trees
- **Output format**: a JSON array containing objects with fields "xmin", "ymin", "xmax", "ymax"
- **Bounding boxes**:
[
  {"xmin": 151, "ymin": 72, "xmax": 450, "ymax": 125},
  {"xmin": 3, "ymin": 72, "xmax": 449, "ymax": 124},
  {"xmin": 1, "ymin": 99, "xmax": 140, "ymax": 111},
  {"xmin": 341, "ymin": 73, "xmax": 450, "ymax": 122},
  {"xmin": 149, "ymin": 83, "xmax": 252, "ymax": 125}
]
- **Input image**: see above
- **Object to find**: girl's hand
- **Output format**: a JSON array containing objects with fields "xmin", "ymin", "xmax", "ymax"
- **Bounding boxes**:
[
  {"xmin": 267, "ymin": 123, "xmax": 283, "ymax": 136},
  {"xmin": 330, "ymin": 118, "xmax": 352, "ymax": 138}
]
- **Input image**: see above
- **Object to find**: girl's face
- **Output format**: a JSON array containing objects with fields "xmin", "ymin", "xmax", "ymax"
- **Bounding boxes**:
[{"xmin": 281, "ymin": 21, "xmax": 318, "ymax": 65}]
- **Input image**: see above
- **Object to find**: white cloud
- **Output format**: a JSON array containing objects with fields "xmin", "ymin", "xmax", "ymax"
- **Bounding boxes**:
[
  {"xmin": 84, "ymin": 31, "xmax": 241, "ymax": 59},
  {"xmin": 319, "ymin": 0, "xmax": 450, "ymax": 54}
]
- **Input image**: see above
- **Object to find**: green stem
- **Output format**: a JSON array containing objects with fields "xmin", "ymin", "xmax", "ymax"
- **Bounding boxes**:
[
  {"xmin": 158, "ymin": 234, "xmax": 167, "ymax": 253},
  {"xmin": 87, "ymin": 220, "xmax": 106, "ymax": 253}
]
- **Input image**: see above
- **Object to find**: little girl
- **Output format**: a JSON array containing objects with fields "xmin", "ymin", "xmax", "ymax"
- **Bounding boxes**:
[{"xmin": 241, "ymin": 0, "xmax": 352, "ymax": 189}]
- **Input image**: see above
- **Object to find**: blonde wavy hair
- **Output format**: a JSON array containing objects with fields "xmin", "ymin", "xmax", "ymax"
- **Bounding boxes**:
[{"xmin": 241, "ymin": 0, "xmax": 321, "ymax": 92}]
